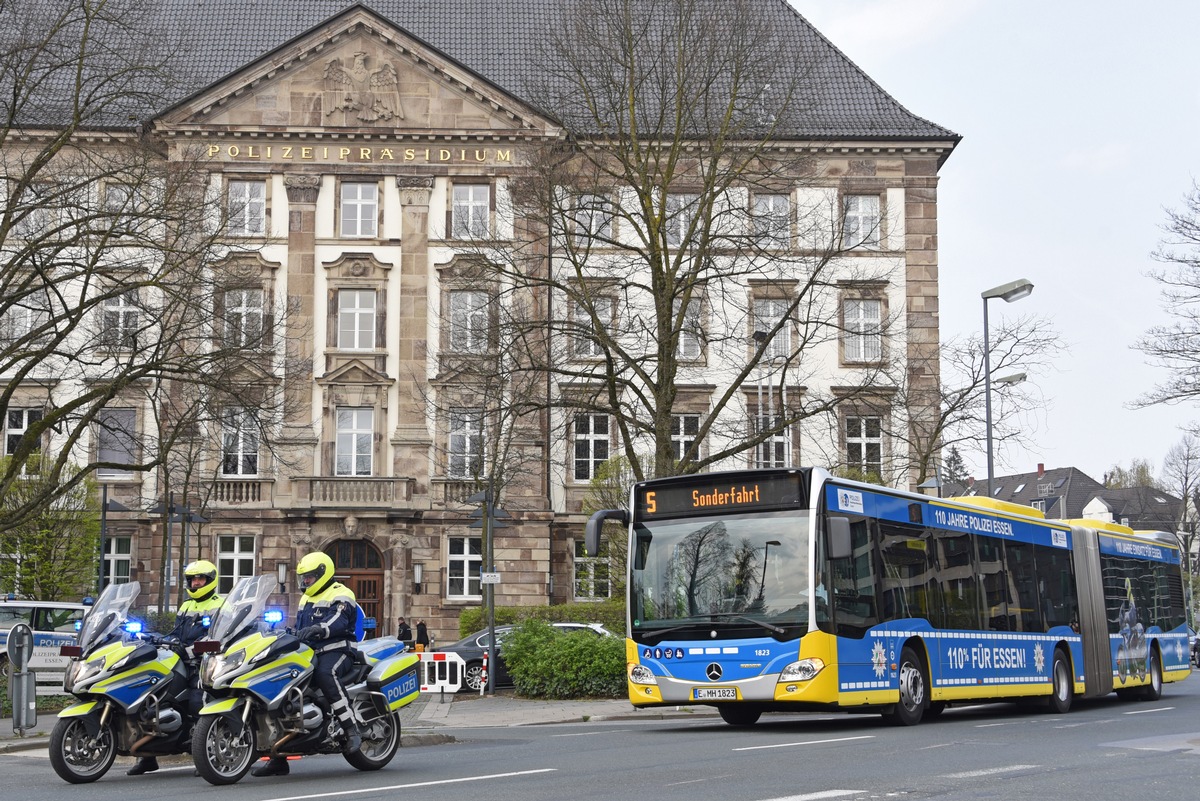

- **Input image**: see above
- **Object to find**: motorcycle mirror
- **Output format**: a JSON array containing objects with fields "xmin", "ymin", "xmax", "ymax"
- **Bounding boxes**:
[
  {"xmin": 192, "ymin": 640, "xmax": 222, "ymax": 654},
  {"xmin": 60, "ymin": 645, "xmax": 82, "ymax": 658}
]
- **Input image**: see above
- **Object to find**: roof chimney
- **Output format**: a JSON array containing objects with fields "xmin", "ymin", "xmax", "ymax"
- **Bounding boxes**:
[{"xmin": 1037, "ymin": 463, "xmax": 1045, "ymax": 478}]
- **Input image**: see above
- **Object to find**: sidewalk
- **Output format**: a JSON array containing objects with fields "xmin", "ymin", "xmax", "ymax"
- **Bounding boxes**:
[{"xmin": 0, "ymin": 691, "xmax": 717, "ymax": 753}]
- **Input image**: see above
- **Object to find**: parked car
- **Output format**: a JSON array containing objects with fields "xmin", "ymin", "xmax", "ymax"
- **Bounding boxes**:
[
  {"xmin": 0, "ymin": 597, "xmax": 89, "ymax": 679},
  {"xmin": 438, "ymin": 622, "xmax": 614, "ymax": 692}
]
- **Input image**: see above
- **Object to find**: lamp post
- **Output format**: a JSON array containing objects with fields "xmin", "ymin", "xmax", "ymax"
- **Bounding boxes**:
[{"xmin": 981, "ymin": 279, "xmax": 1034, "ymax": 497}]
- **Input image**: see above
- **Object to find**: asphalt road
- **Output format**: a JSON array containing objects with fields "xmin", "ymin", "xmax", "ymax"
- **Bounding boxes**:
[{"xmin": 6, "ymin": 677, "xmax": 1198, "ymax": 801}]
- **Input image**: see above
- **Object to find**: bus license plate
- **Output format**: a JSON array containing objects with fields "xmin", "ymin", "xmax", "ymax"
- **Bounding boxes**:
[{"xmin": 692, "ymin": 687, "xmax": 737, "ymax": 700}]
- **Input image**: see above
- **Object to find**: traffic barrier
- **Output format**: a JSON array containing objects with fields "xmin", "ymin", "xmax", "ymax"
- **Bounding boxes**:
[{"xmin": 418, "ymin": 650, "xmax": 464, "ymax": 694}]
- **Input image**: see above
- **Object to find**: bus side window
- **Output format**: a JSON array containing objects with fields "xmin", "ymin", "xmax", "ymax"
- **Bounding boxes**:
[{"xmin": 830, "ymin": 518, "xmax": 879, "ymax": 637}]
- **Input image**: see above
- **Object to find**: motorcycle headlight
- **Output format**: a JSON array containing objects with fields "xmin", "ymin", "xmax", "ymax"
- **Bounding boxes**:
[
  {"xmin": 66, "ymin": 656, "xmax": 106, "ymax": 689},
  {"xmin": 206, "ymin": 649, "xmax": 246, "ymax": 684},
  {"xmin": 779, "ymin": 658, "xmax": 825, "ymax": 682}
]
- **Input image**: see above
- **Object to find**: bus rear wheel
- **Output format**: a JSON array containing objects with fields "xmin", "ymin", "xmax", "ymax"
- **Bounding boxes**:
[
  {"xmin": 885, "ymin": 646, "xmax": 926, "ymax": 726},
  {"xmin": 1139, "ymin": 649, "xmax": 1162, "ymax": 701},
  {"xmin": 718, "ymin": 706, "xmax": 761, "ymax": 726},
  {"xmin": 1048, "ymin": 648, "xmax": 1072, "ymax": 714}
]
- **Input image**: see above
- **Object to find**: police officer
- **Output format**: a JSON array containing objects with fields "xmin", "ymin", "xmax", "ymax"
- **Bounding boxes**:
[
  {"xmin": 251, "ymin": 551, "xmax": 361, "ymax": 778},
  {"xmin": 128, "ymin": 559, "xmax": 221, "ymax": 776}
]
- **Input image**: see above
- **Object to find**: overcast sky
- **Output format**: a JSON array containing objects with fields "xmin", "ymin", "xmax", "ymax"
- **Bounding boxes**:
[{"xmin": 796, "ymin": 0, "xmax": 1200, "ymax": 485}]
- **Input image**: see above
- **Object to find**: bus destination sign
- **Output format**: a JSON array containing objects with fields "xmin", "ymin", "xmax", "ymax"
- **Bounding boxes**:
[{"xmin": 635, "ymin": 472, "xmax": 805, "ymax": 519}]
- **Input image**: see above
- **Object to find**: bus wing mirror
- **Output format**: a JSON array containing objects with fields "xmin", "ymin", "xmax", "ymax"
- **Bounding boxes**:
[
  {"xmin": 584, "ymin": 509, "xmax": 627, "ymax": 557},
  {"xmin": 827, "ymin": 516, "xmax": 852, "ymax": 560}
]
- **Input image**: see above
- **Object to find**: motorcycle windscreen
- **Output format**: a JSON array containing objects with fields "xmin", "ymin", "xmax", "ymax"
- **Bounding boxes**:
[
  {"xmin": 209, "ymin": 574, "xmax": 274, "ymax": 645},
  {"xmin": 77, "ymin": 581, "xmax": 141, "ymax": 652}
]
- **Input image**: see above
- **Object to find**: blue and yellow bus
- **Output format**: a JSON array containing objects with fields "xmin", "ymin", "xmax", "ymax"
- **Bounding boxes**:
[{"xmin": 585, "ymin": 467, "xmax": 1191, "ymax": 725}]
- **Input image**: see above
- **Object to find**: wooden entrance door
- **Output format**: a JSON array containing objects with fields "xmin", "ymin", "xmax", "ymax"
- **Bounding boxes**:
[{"xmin": 325, "ymin": 539, "xmax": 385, "ymax": 640}]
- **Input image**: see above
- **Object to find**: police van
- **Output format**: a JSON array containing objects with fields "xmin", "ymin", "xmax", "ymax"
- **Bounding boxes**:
[{"xmin": 0, "ymin": 597, "xmax": 89, "ymax": 690}]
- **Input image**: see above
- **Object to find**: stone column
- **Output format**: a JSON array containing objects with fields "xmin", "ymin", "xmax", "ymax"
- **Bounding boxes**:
[
  {"xmin": 392, "ymin": 176, "xmax": 435, "ymax": 500},
  {"xmin": 278, "ymin": 174, "xmax": 322, "ymax": 488}
]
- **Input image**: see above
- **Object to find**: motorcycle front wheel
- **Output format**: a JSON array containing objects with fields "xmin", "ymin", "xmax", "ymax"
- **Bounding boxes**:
[
  {"xmin": 49, "ymin": 716, "xmax": 116, "ymax": 783},
  {"xmin": 193, "ymin": 714, "xmax": 257, "ymax": 785},
  {"xmin": 344, "ymin": 705, "xmax": 400, "ymax": 771}
]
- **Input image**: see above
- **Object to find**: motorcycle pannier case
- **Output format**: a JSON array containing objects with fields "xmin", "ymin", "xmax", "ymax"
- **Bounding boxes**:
[{"xmin": 367, "ymin": 652, "xmax": 421, "ymax": 712}]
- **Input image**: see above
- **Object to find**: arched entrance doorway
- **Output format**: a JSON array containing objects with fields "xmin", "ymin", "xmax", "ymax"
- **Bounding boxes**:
[{"xmin": 325, "ymin": 539, "xmax": 385, "ymax": 639}]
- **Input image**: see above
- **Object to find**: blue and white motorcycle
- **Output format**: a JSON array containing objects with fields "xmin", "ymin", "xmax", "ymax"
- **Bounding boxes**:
[{"xmin": 191, "ymin": 574, "xmax": 419, "ymax": 784}]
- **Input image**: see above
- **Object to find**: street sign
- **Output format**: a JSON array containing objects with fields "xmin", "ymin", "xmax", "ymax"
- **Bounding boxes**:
[
  {"xmin": 7, "ymin": 623, "xmax": 32, "ymax": 672},
  {"xmin": 480, "ymin": 572, "xmax": 500, "ymax": 585}
]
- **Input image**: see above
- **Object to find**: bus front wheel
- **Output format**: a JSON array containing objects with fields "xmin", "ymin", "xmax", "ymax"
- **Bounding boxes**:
[
  {"xmin": 1048, "ymin": 648, "xmax": 1072, "ymax": 714},
  {"xmin": 718, "ymin": 706, "xmax": 762, "ymax": 726},
  {"xmin": 885, "ymin": 646, "xmax": 926, "ymax": 726}
]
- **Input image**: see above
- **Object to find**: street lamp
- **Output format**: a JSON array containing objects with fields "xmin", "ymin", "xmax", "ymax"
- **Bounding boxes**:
[{"xmin": 981, "ymin": 279, "xmax": 1034, "ymax": 497}]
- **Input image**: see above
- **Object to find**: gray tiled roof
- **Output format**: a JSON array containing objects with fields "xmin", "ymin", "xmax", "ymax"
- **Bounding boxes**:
[{"xmin": 116, "ymin": 0, "xmax": 958, "ymax": 141}]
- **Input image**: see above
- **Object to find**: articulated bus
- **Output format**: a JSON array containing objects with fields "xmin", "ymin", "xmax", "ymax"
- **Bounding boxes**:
[{"xmin": 584, "ymin": 467, "xmax": 1191, "ymax": 725}]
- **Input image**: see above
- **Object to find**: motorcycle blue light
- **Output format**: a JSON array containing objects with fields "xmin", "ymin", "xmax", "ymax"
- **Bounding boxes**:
[
  {"xmin": 124, "ymin": 620, "xmax": 143, "ymax": 634},
  {"xmin": 263, "ymin": 610, "xmax": 283, "ymax": 624},
  {"xmin": 201, "ymin": 615, "xmax": 212, "ymax": 627},
  {"xmin": 75, "ymin": 620, "xmax": 83, "ymax": 631}
]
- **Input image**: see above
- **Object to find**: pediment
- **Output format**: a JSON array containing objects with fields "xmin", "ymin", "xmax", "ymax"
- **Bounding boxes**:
[
  {"xmin": 156, "ymin": 6, "xmax": 556, "ymax": 138},
  {"xmin": 319, "ymin": 358, "xmax": 393, "ymax": 387}
]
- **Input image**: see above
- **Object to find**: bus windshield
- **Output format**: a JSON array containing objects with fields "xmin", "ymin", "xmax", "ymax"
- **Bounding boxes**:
[{"xmin": 629, "ymin": 508, "xmax": 811, "ymax": 642}]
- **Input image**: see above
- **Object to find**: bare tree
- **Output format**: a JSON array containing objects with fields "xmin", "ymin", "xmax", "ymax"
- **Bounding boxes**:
[
  {"xmin": 1137, "ymin": 181, "xmax": 1200, "ymax": 411},
  {"xmin": 458, "ymin": 0, "xmax": 910, "ymax": 484},
  {"xmin": 884, "ymin": 315, "xmax": 1063, "ymax": 486},
  {"xmin": 1161, "ymin": 436, "xmax": 1200, "ymax": 576},
  {"xmin": 0, "ymin": 0, "xmax": 299, "ymax": 554}
]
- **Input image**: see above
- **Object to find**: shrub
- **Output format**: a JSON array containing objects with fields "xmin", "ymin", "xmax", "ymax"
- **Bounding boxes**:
[
  {"xmin": 501, "ymin": 618, "xmax": 626, "ymax": 699},
  {"xmin": 458, "ymin": 597, "xmax": 625, "ymax": 638}
]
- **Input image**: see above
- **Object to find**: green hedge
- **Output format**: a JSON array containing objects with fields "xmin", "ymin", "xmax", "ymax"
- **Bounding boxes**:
[
  {"xmin": 500, "ymin": 619, "xmax": 626, "ymax": 698},
  {"xmin": 457, "ymin": 598, "xmax": 625, "ymax": 639}
]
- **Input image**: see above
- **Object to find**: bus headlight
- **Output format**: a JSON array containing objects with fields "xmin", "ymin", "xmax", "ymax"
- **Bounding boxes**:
[
  {"xmin": 629, "ymin": 664, "xmax": 658, "ymax": 685},
  {"xmin": 779, "ymin": 658, "xmax": 824, "ymax": 682}
]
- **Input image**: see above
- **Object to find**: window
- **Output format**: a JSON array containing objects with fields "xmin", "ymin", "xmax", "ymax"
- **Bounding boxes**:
[
  {"xmin": 670, "ymin": 414, "xmax": 699, "ymax": 463},
  {"xmin": 217, "ymin": 534, "xmax": 256, "ymax": 595},
  {"xmin": 338, "ymin": 289, "xmax": 376, "ymax": 350},
  {"xmin": 103, "ymin": 536, "xmax": 132, "ymax": 586},
  {"xmin": 753, "ymin": 194, "xmax": 791, "ymax": 248},
  {"xmin": 335, "ymin": 407, "xmax": 373, "ymax": 476},
  {"xmin": 13, "ymin": 182, "xmax": 52, "ymax": 239},
  {"xmin": 96, "ymin": 408, "xmax": 136, "ymax": 478},
  {"xmin": 341, "ymin": 182, "xmax": 378, "ymax": 238},
  {"xmin": 5, "ymin": 408, "xmax": 43, "ymax": 459},
  {"xmin": 452, "ymin": 184, "xmax": 490, "ymax": 239},
  {"xmin": 751, "ymin": 412, "xmax": 789, "ymax": 469},
  {"xmin": 103, "ymin": 183, "xmax": 140, "ymax": 234},
  {"xmin": 753, "ymin": 297, "xmax": 791, "ymax": 360},
  {"xmin": 575, "ymin": 193, "xmax": 613, "ymax": 243},
  {"xmin": 573, "ymin": 413, "xmax": 610, "ymax": 481},
  {"xmin": 449, "ymin": 290, "xmax": 489, "ymax": 353},
  {"xmin": 101, "ymin": 289, "xmax": 140, "ymax": 349},
  {"xmin": 1, "ymin": 289, "xmax": 50, "ymax": 345},
  {"xmin": 227, "ymin": 180, "xmax": 266, "ymax": 236},
  {"xmin": 675, "ymin": 298, "xmax": 703, "ymax": 360},
  {"xmin": 447, "ymin": 535, "xmax": 482, "ymax": 598},
  {"xmin": 224, "ymin": 288, "xmax": 263, "ymax": 348},
  {"xmin": 845, "ymin": 415, "xmax": 882, "ymax": 478},
  {"xmin": 572, "ymin": 299, "xmax": 612, "ymax": 358},
  {"xmin": 574, "ymin": 539, "xmax": 611, "ymax": 600},
  {"xmin": 665, "ymin": 193, "xmax": 699, "ymax": 248},
  {"xmin": 843, "ymin": 298, "xmax": 882, "ymax": 362},
  {"xmin": 448, "ymin": 408, "xmax": 484, "ymax": 478},
  {"xmin": 842, "ymin": 194, "xmax": 881, "ymax": 249},
  {"xmin": 222, "ymin": 407, "xmax": 259, "ymax": 476}
]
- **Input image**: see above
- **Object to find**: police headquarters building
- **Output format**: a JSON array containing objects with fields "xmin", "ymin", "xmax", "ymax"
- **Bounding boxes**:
[{"xmin": 1, "ymin": 1, "xmax": 957, "ymax": 640}]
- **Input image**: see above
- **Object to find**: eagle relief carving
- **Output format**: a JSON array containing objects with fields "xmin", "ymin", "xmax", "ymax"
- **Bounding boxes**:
[{"xmin": 323, "ymin": 52, "xmax": 403, "ymax": 122}]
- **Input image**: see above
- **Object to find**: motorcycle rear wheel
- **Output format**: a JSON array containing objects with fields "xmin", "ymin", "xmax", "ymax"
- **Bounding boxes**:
[
  {"xmin": 193, "ymin": 714, "xmax": 257, "ymax": 785},
  {"xmin": 344, "ymin": 706, "xmax": 400, "ymax": 771},
  {"xmin": 49, "ymin": 717, "xmax": 116, "ymax": 783}
]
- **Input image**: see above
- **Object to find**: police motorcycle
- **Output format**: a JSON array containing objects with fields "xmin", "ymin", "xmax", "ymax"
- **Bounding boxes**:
[
  {"xmin": 49, "ymin": 581, "xmax": 196, "ymax": 783},
  {"xmin": 191, "ymin": 574, "xmax": 420, "ymax": 785}
]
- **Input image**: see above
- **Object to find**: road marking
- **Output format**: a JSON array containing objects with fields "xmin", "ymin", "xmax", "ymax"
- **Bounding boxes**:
[
  {"xmin": 667, "ymin": 775, "xmax": 735, "ymax": 786},
  {"xmin": 551, "ymin": 728, "xmax": 633, "ymax": 737},
  {"xmin": 975, "ymin": 719, "xmax": 1047, "ymax": 728},
  {"xmin": 941, "ymin": 764, "xmax": 1039, "ymax": 779},
  {"xmin": 258, "ymin": 768, "xmax": 558, "ymax": 801},
  {"xmin": 1123, "ymin": 706, "xmax": 1173, "ymax": 715},
  {"xmin": 732, "ymin": 735, "xmax": 874, "ymax": 752},
  {"xmin": 758, "ymin": 792, "xmax": 863, "ymax": 801}
]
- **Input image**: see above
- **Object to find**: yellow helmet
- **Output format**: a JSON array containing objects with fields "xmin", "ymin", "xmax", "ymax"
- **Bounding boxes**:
[
  {"xmin": 184, "ymin": 559, "xmax": 218, "ymax": 602},
  {"xmin": 297, "ymin": 551, "xmax": 335, "ymax": 597}
]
